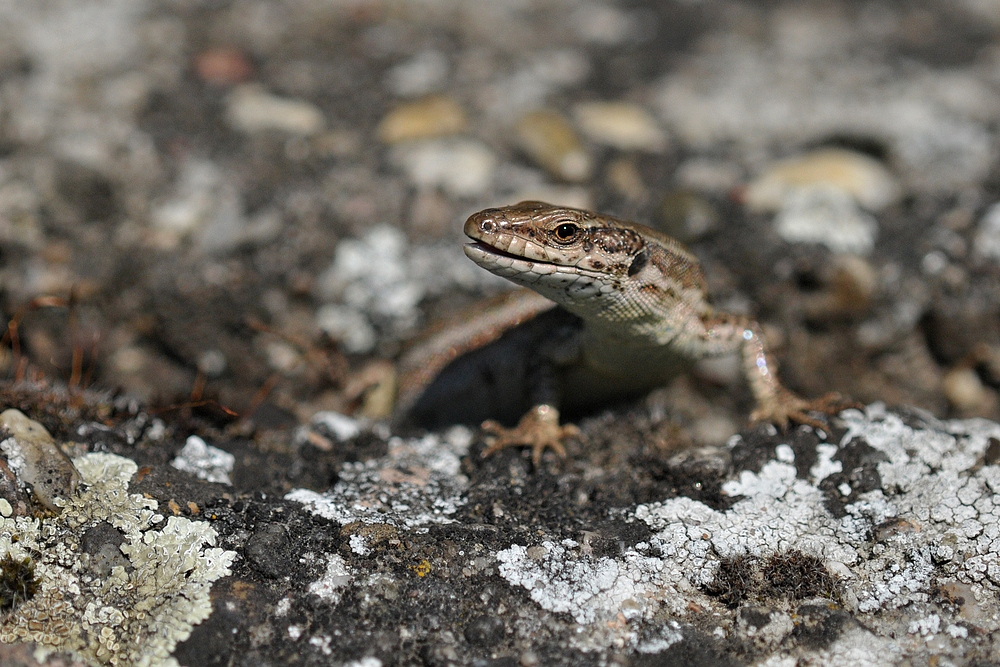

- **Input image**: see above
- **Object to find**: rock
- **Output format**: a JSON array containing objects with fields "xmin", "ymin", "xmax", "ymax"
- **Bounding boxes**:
[
  {"xmin": 606, "ymin": 157, "xmax": 649, "ymax": 202},
  {"xmin": 773, "ymin": 185, "xmax": 878, "ymax": 255},
  {"xmin": 942, "ymin": 367, "xmax": 991, "ymax": 412},
  {"xmin": 674, "ymin": 157, "xmax": 743, "ymax": 194},
  {"xmin": 973, "ymin": 202, "xmax": 1000, "ymax": 261},
  {"xmin": 658, "ymin": 190, "xmax": 719, "ymax": 242},
  {"xmin": 0, "ymin": 452, "xmax": 236, "ymax": 665},
  {"xmin": 507, "ymin": 185, "xmax": 592, "ymax": 211},
  {"xmin": 516, "ymin": 109, "xmax": 592, "ymax": 182},
  {"xmin": 385, "ymin": 50, "xmax": 449, "ymax": 97},
  {"xmin": 573, "ymin": 101, "xmax": 668, "ymax": 151},
  {"xmin": 244, "ymin": 524, "xmax": 291, "ymax": 578},
  {"xmin": 80, "ymin": 521, "xmax": 129, "ymax": 577},
  {"xmin": 570, "ymin": 3, "xmax": 642, "ymax": 44},
  {"xmin": 801, "ymin": 254, "xmax": 879, "ymax": 320},
  {"xmin": 316, "ymin": 304, "xmax": 378, "ymax": 354},
  {"xmin": 0, "ymin": 409, "xmax": 81, "ymax": 512},
  {"xmin": 377, "ymin": 96, "xmax": 467, "ymax": 144},
  {"xmin": 388, "ymin": 138, "xmax": 495, "ymax": 197},
  {"xmin": 745, "ymin": 149, "xmax": 901, "ymax": 213},
  {"xmin": 170, "ymin": 436, "xmax": 234, "ymax": 485},
  {"xmin": 193, "ymin": 47, "xmax": 253, "ymax": 86},
  {"xmin": 225, "ymin": 84, "xmax": 325, "ymax": 136}
]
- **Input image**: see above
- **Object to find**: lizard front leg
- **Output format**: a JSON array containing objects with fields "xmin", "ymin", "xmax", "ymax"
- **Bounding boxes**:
[
  {"xmin": 714, "ymin": 316, "xmax": 854, "ymax": 429},
  {"xmin": 479, "ymin": 319, "xmax": 582, "ymax": 465}
]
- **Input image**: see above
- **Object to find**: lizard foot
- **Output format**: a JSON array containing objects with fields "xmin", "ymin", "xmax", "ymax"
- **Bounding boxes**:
[
  {"xmin": 480, "ymin": 404, "xmax": 580, "ymax": 466},
  {"xmin": 750, "ymin": 390, "xmax": 861, "ymax": 431}
]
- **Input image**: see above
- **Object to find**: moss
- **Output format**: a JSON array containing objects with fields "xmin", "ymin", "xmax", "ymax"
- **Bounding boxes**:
[
  {"xmin": 703, "ymin": 550, "xmax": 841, "ymax": 609},
  {"xmin": 0, "ymin": 552, "xmax": 38, "ymax": 612}
]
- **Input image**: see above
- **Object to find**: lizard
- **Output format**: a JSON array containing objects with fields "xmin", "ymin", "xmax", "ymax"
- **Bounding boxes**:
[{"xmin": 397, "ymin": 200, "xmax": 847, "ymax": 465}]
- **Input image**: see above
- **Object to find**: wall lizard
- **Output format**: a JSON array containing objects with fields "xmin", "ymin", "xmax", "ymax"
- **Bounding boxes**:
[{"xmin": 399, "ymin": 201, "xmax": 847, "ymax": 464}]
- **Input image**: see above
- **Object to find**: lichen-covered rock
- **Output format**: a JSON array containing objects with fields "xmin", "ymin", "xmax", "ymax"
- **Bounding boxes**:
[{"xmin": 0, "ymin": 453, "xmax": 237, "ymax": 667}]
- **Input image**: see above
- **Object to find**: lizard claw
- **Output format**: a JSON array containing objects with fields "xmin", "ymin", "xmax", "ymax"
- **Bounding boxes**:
[
  {"xmin": 480, "ymin": 404, "xmax": 580, "ymax": 466},
  {"xmin": 750, "ymin": 390, "xmax": 860, "ymax": 431}
]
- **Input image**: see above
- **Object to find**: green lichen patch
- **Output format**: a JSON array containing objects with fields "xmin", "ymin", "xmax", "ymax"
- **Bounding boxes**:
[{"xmin": 0, "ymin": 452, "xmax": 237, "ymax": 667}]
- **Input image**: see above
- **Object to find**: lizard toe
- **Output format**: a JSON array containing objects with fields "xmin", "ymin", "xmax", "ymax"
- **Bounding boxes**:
[
  {"xmin": 479, "ymin": 404, "xmax": 577, "ymax": 464},
  {"xmin": 751, "ymin": 389, "xmax": 855, "ymax": 431}
]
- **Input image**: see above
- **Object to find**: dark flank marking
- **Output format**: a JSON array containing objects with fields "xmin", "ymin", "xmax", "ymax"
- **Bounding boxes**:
[{"xmin": 627, "ymin": 248, "xmax": 649, "ymax": 277}]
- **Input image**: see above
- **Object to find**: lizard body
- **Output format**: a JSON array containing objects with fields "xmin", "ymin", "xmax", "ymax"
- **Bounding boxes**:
[{"xmin": 402, "ymin": 201, "xmax": 844, "ymax": 463}]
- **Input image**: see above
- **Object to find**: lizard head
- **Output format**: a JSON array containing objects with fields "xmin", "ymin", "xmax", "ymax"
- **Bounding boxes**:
[{"xmin": 464, "ymin": 201, "xmax": 708, "ymax": 332}]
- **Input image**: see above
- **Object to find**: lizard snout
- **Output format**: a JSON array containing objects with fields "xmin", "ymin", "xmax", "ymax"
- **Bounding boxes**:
[{"xmin": 465, "ymin": 210, "xmax": 502, "ymax": 239}]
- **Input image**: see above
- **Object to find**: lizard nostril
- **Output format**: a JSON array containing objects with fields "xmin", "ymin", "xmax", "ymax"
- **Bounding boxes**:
[{"xmin": 481, "ymin": 220, "xmax": 496, "ymax": 233}]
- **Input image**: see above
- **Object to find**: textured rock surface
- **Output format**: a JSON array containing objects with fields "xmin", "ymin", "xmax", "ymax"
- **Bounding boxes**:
[{"xmin": 1, "ymin": 391, "xmax": 1000, "ymax": 666}]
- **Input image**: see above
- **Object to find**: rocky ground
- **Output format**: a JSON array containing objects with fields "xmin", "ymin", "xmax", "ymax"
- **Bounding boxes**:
[{"xmin": 3, "ymin": 0, "xmax": 1000, "ymax": 666}]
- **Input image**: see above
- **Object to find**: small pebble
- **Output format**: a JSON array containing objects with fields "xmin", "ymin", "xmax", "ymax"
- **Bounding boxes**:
[
  {"xmin": 265, "ymin": 341, "xmax": 303, "ymax": 375},
  {"xmin": 386, "ymin": 50, "xmax": 448, "ymax": 97},
  {"xmin": 802, "ymin": 254, "xmax": 879, "ymax": 319},
  {"xmin": 692, "ymin": 414, "xmax": 738, "ymax": 447},
  {"xmin": 973, "ymin": 202, "xmax": 1000, "ymax": 261},
  {"xmin": 745, "ymin": 148, "xmax": 900, "ymax": 213},
  {"xmin": 316, "ymin": 304, "xmax": 378, "ymax": 354},
  {"xmin": 226, "ymin": 84, "xmax": 325, "ymax": 136},
  {"xmin": 573, "ymin": 101, "xmax": 667, "ymax": 151},
  {"xmin": 0, "ymin": 180, "xmax": 44, "ymax": 248},
  {"xmin": 0, "ymin": 409, "xmax": 81, "ymax": 512},
  {"xmin": 571, "ymin": 4, "xmax": 639, "ymax": 44},
  {"xmin": 606, "ymin": 158, "xmax": 648, "ymax": 202},
  {"xmin": 310, "ymin": 411, "xmax": 363, "ymax": 442},
  {"xmin": 170, "ymin": 435, "xmax": 235, "ymax": 485},
  {"xmin": 942, "ymin": 367, "xmax": 989, "ymax": 412},
  {"xmin": 675, "ymin": 158, "xmax": 743, "ymax": 194},
  {"xmin": 659, "ymin": 190, "xmax": 718, "ymax": 241},
  {"xmin": 516, "ymin": 109, "xmax": 592, "ymax": 182},
  {"xmin": 193, "ymin": 47, "xmax": 253, "ymax": 86},
  {"xmin": 377, "ymin": 96, "xmax": 467, "ymax": 144},
  {"xmin": 508, "ymin": 186, "xmax": 592, "ymax": 211},
  {"xmin": 389, "ymin": 138, "xmax": 495, "ymax": 197},
  {"xmin": 773, "ymin": 185, "xmax": 878, "ymax": 255}
]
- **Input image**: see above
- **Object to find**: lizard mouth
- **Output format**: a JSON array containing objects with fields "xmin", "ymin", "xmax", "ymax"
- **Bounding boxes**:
[{"xmin": 465, "ymin": 240, "xmax": 536, "ymax": 264}]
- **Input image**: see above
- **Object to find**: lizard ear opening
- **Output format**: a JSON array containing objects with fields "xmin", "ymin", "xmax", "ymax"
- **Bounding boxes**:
[{"xmin": 627, "ymin": 248, "xmax": 649, "ymax": 277}]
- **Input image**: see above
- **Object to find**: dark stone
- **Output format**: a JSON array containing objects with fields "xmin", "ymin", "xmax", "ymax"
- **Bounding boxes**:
[
  {"xmin": 81, "ymin": 522, "xmax": 129, "ymax": 577},
  {"xmin": 739, "ymin": 607, "xmax": 772, "ymax": 630},
  {"xmin": 464, "ymin": 614, "xmax": 505, "ymax": 647},
  {"xmin": 818, "ymin": 437, "xmax": 888, "ymax": 518},
  {"xmin": 630, "ymin": 627, "xmax": 741, "ymax": 667},
  {"xmin": 244, "ymin": 523, "xmax": 291, "ymax": 578},
  {"xmin": 791, "ymin": 604, "xmax": 850, "ymax": 649}
]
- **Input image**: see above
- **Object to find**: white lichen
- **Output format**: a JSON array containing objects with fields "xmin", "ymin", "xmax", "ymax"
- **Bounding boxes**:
[
  {"xmin": 495, "ymin": 404, "xmax": 1000, "ymax": 661},
  {"xmin": 0, "ymin": 452, "xmax": 237, "ymax": 667},
  {"xmin": 170, "ymin": 435, "xmax": 235, "ymax": 485},
  {"xmin": 287, "ymin": 429, "xmax": 470, "ymax": 527},
  {"xmin": 308, "ymin": 554, "xmax": 351, "ymax": 605}
]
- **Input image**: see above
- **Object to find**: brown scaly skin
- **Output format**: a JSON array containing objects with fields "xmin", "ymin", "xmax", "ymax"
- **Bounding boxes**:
[{"xmin": 462, "ymin": 201, "xmax": 852, "ymax": 464}]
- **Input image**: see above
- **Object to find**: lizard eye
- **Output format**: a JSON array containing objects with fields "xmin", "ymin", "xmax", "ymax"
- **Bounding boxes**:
[{"xmin": 552, "ymin": 222, "xmax": 581, "ymax": 243}]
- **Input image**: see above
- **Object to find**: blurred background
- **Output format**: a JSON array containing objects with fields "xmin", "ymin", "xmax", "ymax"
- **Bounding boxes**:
[{"xmin": 2, "ymin": 0, "xmax": 1000, "ymax": 434}]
